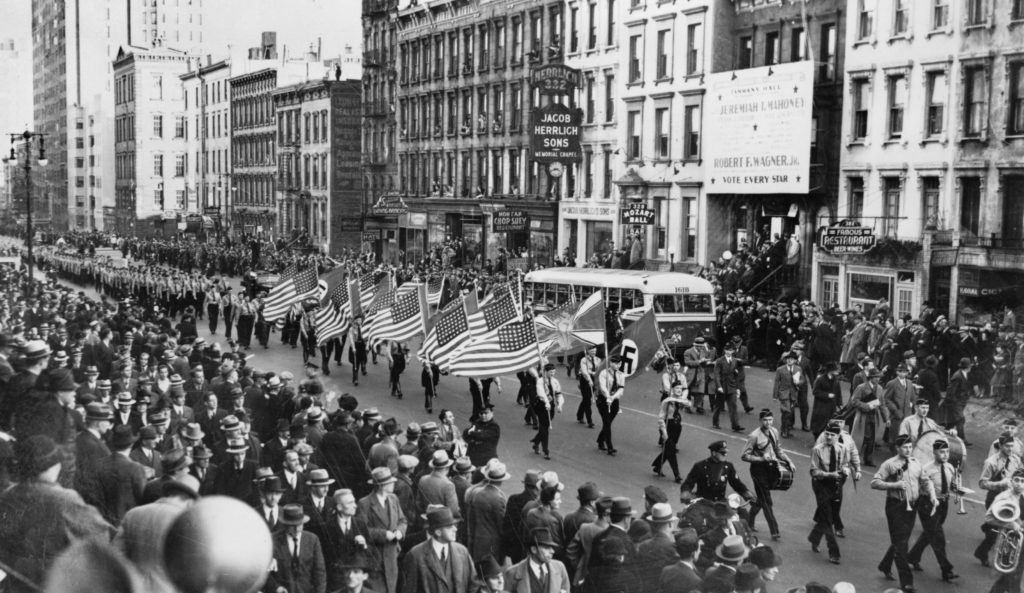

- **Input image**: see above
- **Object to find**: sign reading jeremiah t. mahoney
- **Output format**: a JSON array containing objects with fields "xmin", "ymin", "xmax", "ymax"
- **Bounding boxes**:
[{"xmin": 703, "ymin": 61, "xmax": 814, "ymax": 194}]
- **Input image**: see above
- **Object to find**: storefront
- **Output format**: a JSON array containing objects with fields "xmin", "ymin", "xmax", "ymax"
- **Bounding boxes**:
[
  {"xmin": 558, "ymin": 201, "xmax": 618, "ymax": 266},
  {"xmin": 812, "ymin": 250, "xmax": 925, "ymax": 318}
]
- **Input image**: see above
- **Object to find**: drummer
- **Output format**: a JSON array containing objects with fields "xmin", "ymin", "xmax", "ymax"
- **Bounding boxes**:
[
  {"xmin": 898, "ymin": 399, "xmax": 946, "ymax": 442},
  {"xmin": 987, "ymin": 418, "xmax": 1024, "ymax": 461},
  {"xmin": 741, "ymin": 409, "xmax": 793, "ymax": 541}
]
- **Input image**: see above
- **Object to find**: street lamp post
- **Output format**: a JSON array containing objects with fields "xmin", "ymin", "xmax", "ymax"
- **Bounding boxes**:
[{"xmin": 4, "ymin": 130, "xmax": 47, "ymax": 300}]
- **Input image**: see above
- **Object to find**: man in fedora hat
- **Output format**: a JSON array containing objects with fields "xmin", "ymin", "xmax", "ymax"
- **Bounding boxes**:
[
  {"xmin": 302, "ymin": 469, "xmax": 336, "ymax": 538},
  {"xmin": 281, "ymin": 449, "xmax": 310, "ymax": 506},
  {"xmin": 188, "ymin": 444, "xmax": 218, "ymax": 495},
  {"xmin": 683, "ymin": 336, "xmax": 715, "ymax": 415},
  {"xmin": 503, "ymin": 527, "xmax": 571, "ymax": 593},
  {"xmin": 713, "ymin": 534, "xmax": 749, "ymax": 570},
  {"xmin": 851, "ymin": 366, "xmax": 889, "ymax": 467},
  {"xmin": 257, "ymin": 475, "xmax": 288, "ymax": 531},
  {"xmin": 0, "ymin": 339, "xmax": 50, "ymax": 430},
  {"xmin": 141, "ymin": 447, "xmax": 192, "ymax": 504},
  {"xmin": 112, "ymin": 392, "xmax": 136, "ymax": 429},
  {"xmin": 771, "ymin": 351, "xmax": 803, "ymax": 439},
  {"xmin": 74, "ymin": 402, "xmax": 113, "ymax": 505},
  {"xmin": 464, "ymin": 460, "xmax": 509, "ymax": 562},
  {"xmin": 264, "ymin": 504, "xmax": 327, "ymax": 593},
  {"xmin": 588, "ymin": 497, "xmax": 636, "ymax": 572},
  {"xmin": 331, "ymin": 550, "xmax": 377, "ymax": 593},
  {"xmin": 475, "ymin": 555, "xmax": 504, "ymax": 593},
  {"xmin": 323, "ymin": 488, "xmax": 371, "ymax": 590},
  {"xmin": 418, "ymin": 450, "xmax": 459, "ymax": 518},
  {"xmin": 657, "ymin": 528, "xmax": 701, "ymax": 593},
  {"xmin": 635, "ymin": 502, "xmax": 679, "ymax": 593},
  {"xmin": 357, "ymin": 467, "xmax": 407, "ymax": 593},
  {"xmin": 401, "ymin": 506, "xmax": 474, "ymax": 593},
  {"xmin": 93, "ymin": 424, "xmax": 148, "ymax": 526},
  {"xmin": 213, "ymin": 437, "xmax": 259, "ymax": 502}
]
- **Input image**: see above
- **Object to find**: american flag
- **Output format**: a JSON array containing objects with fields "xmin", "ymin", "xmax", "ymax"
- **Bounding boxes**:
[
  {"xmin": 467, "ymin": 289, "xmax": 521, "ymax": 339},
  {"xmin": 426, "ymin": 275, "xmax": 447, "ymax": 306},
  {"xmin": 263, "ymin": 266, "xmax": 318, "ymax": 323},
  {"xmin": 355, "ymin": 273, "xmax": 378, "ymax": 311},
  {"xmin": 448, "ymin": 319, "xmax": 541, "ymax": 378},
  {"xmin": 366, "ymin": 283, "xmax": 427, "ymax": 349},
  {"xmin": 418, "ymin": 292, "xmax": 474, "ymax": 369},
  {"xmin": 316, "ymin": 271, "xmax": 352, "ymax": 346}
]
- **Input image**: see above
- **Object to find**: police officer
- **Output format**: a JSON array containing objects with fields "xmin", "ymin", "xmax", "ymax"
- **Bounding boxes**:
[{"xmin": 681, "ymin": 440, "xmax": 755, "ymax": 505}]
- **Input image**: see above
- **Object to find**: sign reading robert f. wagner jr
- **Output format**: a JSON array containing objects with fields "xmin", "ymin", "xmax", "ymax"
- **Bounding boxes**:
[{"xmin": 703, "ymin": 61, "xmax": 814, "ymax": 194}]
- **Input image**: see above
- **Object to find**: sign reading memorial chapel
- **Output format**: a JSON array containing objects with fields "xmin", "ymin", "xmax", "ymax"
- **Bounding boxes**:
[
  {"xmin": 530, "ymin": 104, "xmax": 583, "ymax": 164},
  {"xmin": 819, "ymin": 219, "xmax": 877, "ymax": 254},
  {"xmin": 703, "ymin": 61, "xmax": 814, "ymax": 194}
]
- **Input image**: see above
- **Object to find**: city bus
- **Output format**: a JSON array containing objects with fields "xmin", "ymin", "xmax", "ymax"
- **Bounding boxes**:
[{"xmin": 523, "ymin": 268, "xmax": 716, "ymax": 356}]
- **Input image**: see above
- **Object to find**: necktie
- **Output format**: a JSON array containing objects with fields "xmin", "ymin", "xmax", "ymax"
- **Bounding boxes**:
[
  {"xmin": 440, "ymin": 546, "xmax": 448, "ymax": 566},
  {"xmin": 940, "ymin": 464, "xmax": 948, "ymax": 495},
  {"xmin": 829, "ymin": 446, "xmax": 837, "ymax": 473},
  {"xmin": 342, "ymin": 519, "xmax": 349, "ymax": 535},
  {"xmin": 918, "ymin": 418, "xmax": 924, "ymax": 439},
  {"xmin": 901, "ymin": 459, "xmax": 911, "ymax": 499},
  {"xmin": 291, "ymin": 537, "xmax": 300, "ymax": 569},
  {"xmin": 547, "ymin": 379, "xmax": 554, "ymax": 400},
  {"xmin": 268, "ymin": 509, "xmax": 275, "ymax": 525}
]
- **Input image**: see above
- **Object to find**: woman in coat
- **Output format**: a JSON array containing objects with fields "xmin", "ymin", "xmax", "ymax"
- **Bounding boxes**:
[{"xmin": 810, "ymin": 362, "xmax": 843, "ymax": 438}]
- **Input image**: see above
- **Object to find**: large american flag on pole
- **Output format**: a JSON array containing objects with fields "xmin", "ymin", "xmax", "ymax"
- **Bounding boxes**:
[
  {"xmin": 418, "ymin": 291, "xmax": 475, "ymax": 369},
  {"xmin": 355, "ymin": 273, "xmax": 378, "ymax": 311},
  {"xmin": 426, "ymin": 275, "xmax": 447, "ymax": 306},
  {"xmin": 263, "ymin": 266, "xmax": 318, "ymax": 323},
  {"xmin": 366, "ymin": 282, "xmax": 427, "ymax": 349},
  {"xmin": 448, "ymin": 319, "xmax": 541, "ymax": 378},
  {"xmin": 315, "ymin": 270, "xmax": 352, "ymax": 346},
  {"xmin": 467, "ymin": 289, "xmax": 521, "ymax": 339}
]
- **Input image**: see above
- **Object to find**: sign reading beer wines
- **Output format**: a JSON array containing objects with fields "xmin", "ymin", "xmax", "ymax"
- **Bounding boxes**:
[
  {"xmin": 620, "ymin": 203, "xmax": 656, "ymax": 225},
  {"xmin": 531, "ymin": 103, "xmax": 582, "ymax": 164},
  {"xmin": 492, "ymin": 209, "xmax": 530, "ymax": 232},
  {"xmin": 819, "ymin": 219, "xmax": 877, "ymax": 254},
  {"xmin": 703, "ymin": 61, "xmax": 814, "ymax": 194}
]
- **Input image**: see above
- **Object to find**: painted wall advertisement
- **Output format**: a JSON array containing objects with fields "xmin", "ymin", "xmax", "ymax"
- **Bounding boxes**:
[{"xmin": 703, "ymin": 60, "xmax": 814, "ymax": 194}]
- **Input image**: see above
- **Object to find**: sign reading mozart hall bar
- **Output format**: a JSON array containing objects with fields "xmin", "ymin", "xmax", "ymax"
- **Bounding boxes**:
[{"xmin": 703, "ymin": 60, "xmax": 814, "ymax": 194}]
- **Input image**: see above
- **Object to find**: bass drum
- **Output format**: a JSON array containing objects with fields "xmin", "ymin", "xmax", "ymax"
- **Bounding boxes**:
[
  {"xmin": 771, "ymin": 463, "xmax": 795, "ymax": 491},
  {"xmin": 914, "ymin": 429, "xmax": 966, "ymax": 469}
]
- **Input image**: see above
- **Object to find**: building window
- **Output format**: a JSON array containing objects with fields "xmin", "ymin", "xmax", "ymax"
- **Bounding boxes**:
[
  {"xmin": 882, "ymin": 177, "xmax": 901, "ymax": 237},
  {"xmin": 1009, "ymin": 62, "xmax": 1024, "ymax": 135},
  {"xmin": 175, "ymin": 115, "xmax": 185, "ymax": 138},
  {"xmin": 683, "ymin": 197, "xmax": 697, "ymax": 260},
  {"xmin": 655, "ymin": 29, "xmax": 670, "ymax": 79},
  {"xmin": 75, "ymin": 157, "xmax": 84, "ymax": 168},
  {"xmin": 528, "ymin": 12, "xmax": 541, "ymax": 60},
  {"xmin": 921, "ymin": 176, "xmax": 940, "ymax": 230},
  {"xmin": 448, "ymin": 33, "xmax": 459, "ymax": 75},
  {"xmin": 1014, "ymin": 0, "xmax": 1024, "ymax": 20},
  {"xmin": 511, "ymin": 17, "xmax": 523, "ymax": 63},
  {"xmin": 494, "ymin": 21, "xmax": 505, "ymax": 67},
  {"xmin": 175, "ymin": 154, "xmax": 185, "ymax": 177},
  {"xmin": 628, "ymin": 35, "xmax": 642, "ymax": 82},
  {"xmin": 153, "ymin": 115, "xmax": 163, "ymax": 138},
  {"xmin": 819, "ymin": 24, "xmax": 836, "ymax": 81},
  {"xmin": 604, "ymin": 73, "xmax": 615, "ymax": 122},
  {"xmin": 961, "ymin": 177, "xmax": 981, "ymax": 236},
  {"xmin": 654, "ymin": 107, "xmax": 670, "ymax": 158},
  {"xmin": 585, "ymin": 77, "xmax": 595, "ymax": 123},
  {"xmin": 765, "ymin": 31, "xmax": 779, "ymax": 65},
  {"xmin": 852, "ymin": 79, "xmax": 870, "ymax": 140},
  {"xmin": 966, "ymin": 0, "xmax": 985, "ymax": 26},
  {"xmin": 510, "ymin": 84, "xmax": 522, "ymax": 130},
  {"xmin": 857, "ymin": 0, "xmax": 874, "ymax": 40},
  {"xmin": 790, "ymin": 27, "xmax": 805, "ymax": 62},
  {"xmin": 684, "ymin": 104, "xmax": 700, "ymax": 159},
  {"xmin": 153, "ymin": 154, "xmax": 163, "ymax": 176},
  {"xmin": 738, "ymin": 36, "xmax": 752, "ymax": 69},
  {"xmin": 893, "ymin": 0, "xmax": 908, "ymax": 35},
  {"xmin": 584, "ymin": 150, "xmax": 594, "ymax": 196},
  {"xmin": 607, "ymin": 0, "xmax": 616, "ymax": 46},
  {"xmin": 627, "ymin": 109, "xmax": 642, "ymax": 159},
  {"xmin": 603, "ymin": 148, "xmax": 613, "ymax": 199},
  {"xmin": 963, "ymin": 66, "xmax": 987, "ymax": 138},
  {"xmin": 848, "ymin": 177, "xmax": 865, "ymax": 218},
  {"xmin": 509, "ymin": 149, "xmax": 520, "ymax": 192},
  {"xmin": 926, "ymin": 71, "xmax": 946, "ymax": 137},
  {"xmin": 587, "ymin": 2, "xmax": 597, "ymax": 49},
  {"xmin": 492, "ymin": 150, "xmax": 503, "ymax": 194},
  {"xmin": 686, "ymin": 23, "xmax": 702, "ymax": 75},
  {"xmin": 479, "ymin": 25, "xmax": 490, "ymax": 71},
  {"xmin": 933, "ymin": 0, "xmax": 949, "ymax": 28},
  {"xmin": 570, "ymin": 6, "xmax": 579, "ymax": 52},
  {"xmin": 887, "ymin": 74, "xmax": 906, "ymax": 139},
  {"xmin": 1003, "ymin": 176, "xmax": 1024, "ymax": 242}
]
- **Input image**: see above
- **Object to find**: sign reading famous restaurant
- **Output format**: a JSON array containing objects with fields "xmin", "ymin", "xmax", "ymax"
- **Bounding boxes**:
[{"xmin": 818, "ymin": 219, "xmax": 877, "ymax": 254}]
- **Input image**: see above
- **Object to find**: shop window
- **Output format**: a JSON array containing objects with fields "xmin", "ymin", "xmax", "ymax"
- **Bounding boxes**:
[{"xmin": 848, "ymin": 272, "xmax": 893, "ymax": 317}]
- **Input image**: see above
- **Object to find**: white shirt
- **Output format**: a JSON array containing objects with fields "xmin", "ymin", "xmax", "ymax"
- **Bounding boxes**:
[
  {"xmin": 430, "ymin": 539, "xmax": 450, "ymax": 562},
  {"xmin": 528, "ymin": 558, "xmax": 549, "ymax": 580}
]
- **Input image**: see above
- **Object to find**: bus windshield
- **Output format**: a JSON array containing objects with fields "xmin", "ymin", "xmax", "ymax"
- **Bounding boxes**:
[{"xmin": 652, "ymin": 293, "xmax": 713, "ymax": 314}]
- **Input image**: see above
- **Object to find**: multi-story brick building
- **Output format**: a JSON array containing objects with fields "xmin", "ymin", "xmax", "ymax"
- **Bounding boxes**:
[
  {"xmin": 181, "ymin": 57, "xmax": 232, "ymax": 235},
  {"xmin": 361, "ymin": 0, "xmax": 398, "ymax": 224},
  {"xmin": 113, "ymin": 44, "xmax": 190, "ymax": 236},
  {"xmin": 363, "ymin": 0, "xmax": 564, "ymax": 266},
  {"xmin": 230, "ymin": 67, "xmax": 280, "ymax": 236},
  {"xmin": 272, "ymin": 79, "xmax": 363, "ymax": 255},
  {"xmin": 820, "ymin": 0, "xmax": 1024, "ymax": 323}
]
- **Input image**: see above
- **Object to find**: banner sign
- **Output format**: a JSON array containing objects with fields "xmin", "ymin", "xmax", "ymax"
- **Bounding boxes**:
[
  {"xmin": 362, "ymin": 231, "xmax": 379, "ymax": 242},
  {"xmin": 620, "ymin": 203, "xmax": 656, "ymax": 225},
  {"xmin": 703, "ymin": 60, "xmax": 814, "ymax": 194},
  {"xmin": 372, "ymin": 192, "xmax": 409, "ymax": 216},
  {"xmin": 530, "ymin": 103, "xmax": 582, "ymax": 164},
  {"xmin": 530, "ymin": 64, "xmax": 582, "ymax": 95},
  {"xmin": 492, "ymin": 209, "xmax": 530, "ymax": 232},
  {"xmin": 819, "ymin": 219, "xmax": 876, "ymax": 254}
]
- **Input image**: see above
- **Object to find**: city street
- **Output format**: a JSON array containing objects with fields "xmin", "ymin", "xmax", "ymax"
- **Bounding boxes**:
[{"xmin": 55, "ymin": 258, "xmax": 994, "ymax": 592}]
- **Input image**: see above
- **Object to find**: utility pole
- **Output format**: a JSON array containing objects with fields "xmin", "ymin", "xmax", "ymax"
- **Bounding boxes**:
[{"xmin": 3, "ymin": 130, "xmax": 48, "ymax": 299}]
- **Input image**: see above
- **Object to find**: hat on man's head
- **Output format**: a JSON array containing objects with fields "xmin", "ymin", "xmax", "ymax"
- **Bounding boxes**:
[
  {"xmin": 609, "ymin": 497, "xmax": 635, "ymax": 519},
  {"xmin": 609, "ymin": 355, "xmax": 622, "ymax": 364},
  {"xmin": 97, "ymin": 379, "xmax": 112, "ymax": 390},
  {"xmin": 577, "ymin": 481, "xmax": 600, "ymax": 502},
  {"xmin": 933, "ymin": 439, "xmax": 950, "ymax": 451},
  {"xmin": 867, "ymin": 368, "xmax": 883, "ymax": 378},
  {"xmin": 748, "ymin": 545, "xmax": 782, "ymax": 569},
  {"xmin": 708, "ymin": 440, "xmax": 728, "ymax": 453},
  {"xmin": 289, "ymin": 424, "xmax": 306, "ymax": 439},
  {"xmin": 221, "ymin": 415, "xmax": 242, "ymax": 432},
  {"xmin": 759, "ymin": 408, "xmax": 774, "ymax": 420},
  {"xmin": 475, "ymin": 555, "xmax": 503, "ymax": 580},
  {"xmin": 15, "ymin": 435, "xmax": 62, "ymax": 478},
  {"xmin": 419, "ymin": 421, "xmax": 438, "ymax": 433},
  {"xmin": 368, "ymin": 467, "xmax": 397, "ymax": 487},
  {"xmin": 85, "ymin": 403, "xmax": 114, "ymax": 422},
  {"xmin": 261, "ymin": 476, "xmax": 287, "ymax": 493},
  {"xmin": 225, "ymin": 438, "xmax": 249, "ymax": 454},
  {"xmin": 530, "ymin": 528, "xmax": 558, "ymax": 549},
  {"xmin": 715, "ymin": 534, "xmax": 749, "ymax": 563},
  {"xmin": 648, "ymin": 502, "xmax": 676, "ymax": 524},
  {"xmin": 110, "ymin": 425, "xmax": 137, "ymax": 449},
  {"xmin": 191, "ymin": 445, "xmax": 213, "ymax": 460},
  {"xmin": 279, "ymin": 505, "xmax": 310, "ymax": 525},
  {"xmin": 397, "ymin": 455, "xmax": 420, "ymax": 472},
  {"xmin": 674, "ymin": 527, "xmax": 700, "ymax": 556},
  {"xmin": 115, "ymin": 392, "xmax": 135, "ymax": 407},
  {"xmin": 162, "ymin": 448, "xmax": 191, "ymax": 474},
  {"xmin": 23, "ymin": 340, "xmax": 51, "ymax": 361},
  {"xmin": 83, "ymin": 365, "xmax": 100, "ymax": 376},
  {"xmin": 139, "ymin": 426, "xmax": 158, "ymax": 441},
  {"xmin": 425, "ymin": 506, "xmax": 460, "ymax": 530},
  {"xmin": 894, "ymin": 434, "xmax": 913, "ymax": 447},
  {"xmin": 453, "ymin": 457, "xmax": 475, "ymax": 474},
  {"xmin": 335, "ymin": 551, "xmax": 372, "ymax": 573},
  {"xmin": 959, "ymin": 357, "xmax": 973, "ymax": 369},
  {"xmin": 180, "ymin": 423, "xmax": 205, "ymax": 441},
  {"xmin": 430, "ymin": 450, "xmax": 454, "ymax": 469},
  {"xmin": 735, "ymin": 564, "xmax": 765, "ymax": 591},
  {"xmin": 48, "ymin": 368, "xmax": 77, "ymax": 392},
  {"xmin": 644, "ymin": 485, "xmax": 668, "ymax": 504},
  {"xmin": 306, "ymin": 469, "xmax": 335, "ymax": 486}
]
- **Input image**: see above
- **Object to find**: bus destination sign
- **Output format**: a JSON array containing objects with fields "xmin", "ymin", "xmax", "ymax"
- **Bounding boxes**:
[{"xmin": 819, "ymin": 219, "xmax": 876, "ymax": 254}]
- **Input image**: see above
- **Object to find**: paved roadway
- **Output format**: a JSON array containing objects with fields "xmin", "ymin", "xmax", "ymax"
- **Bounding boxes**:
[{"xmin": 45, "ymin": 251, "xmax": 998, "ymax": 592}]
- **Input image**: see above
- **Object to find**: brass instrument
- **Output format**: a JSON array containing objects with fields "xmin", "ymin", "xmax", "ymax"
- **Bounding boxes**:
[
  {"xmin": 897, "ymin": 468, "xmax": 913, "ymax": 511},
  {"xmin": 993, "ymin": 497, "xmax": 1023, "ymax": 574},
  {"xmin": 954, "ymin": 466, "xmax": 967, "ymax": 515}
]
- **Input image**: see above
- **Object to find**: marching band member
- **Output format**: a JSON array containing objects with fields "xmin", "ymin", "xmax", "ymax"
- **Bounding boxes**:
[
  {"xmin": 870, "ymin": 433, "xmax": 936, "ymax": 593},
  {"xmin": 741, "ymin": 409, "xmax": 792, "ymax": 541},
  {"xmin": 530, "ymin": 363, "xmax": 562, "ymax": 461},
  {"xmin": 985, "ymin": 469, "xmax": 1024, "ymax": 593},
  {"xmin": 897, "ymin": 398, "xmax": 945, "ymax": 442},
  {"xmin": 907, "ymin": 438, "xmax": 959, "ymax": 582},
  {"xmin": 813, "ymin": 419, "xmax": 861, "ymax": 538},
  {"xmin": 988, "ymin": 419, "xmax": 1024, "ymax": 461},
  {"xmin": 577, "ymin": 345, "xmax": 601, "ymax": 429},
  {"xmin": 976, "ymin": 433, "xmax": 1023, "ymax": 566}
]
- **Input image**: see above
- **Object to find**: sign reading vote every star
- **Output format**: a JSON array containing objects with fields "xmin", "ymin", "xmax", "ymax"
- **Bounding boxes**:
[{"xmin": 703, "ymin": 60, "xmax": 814, "ymax": 194}]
